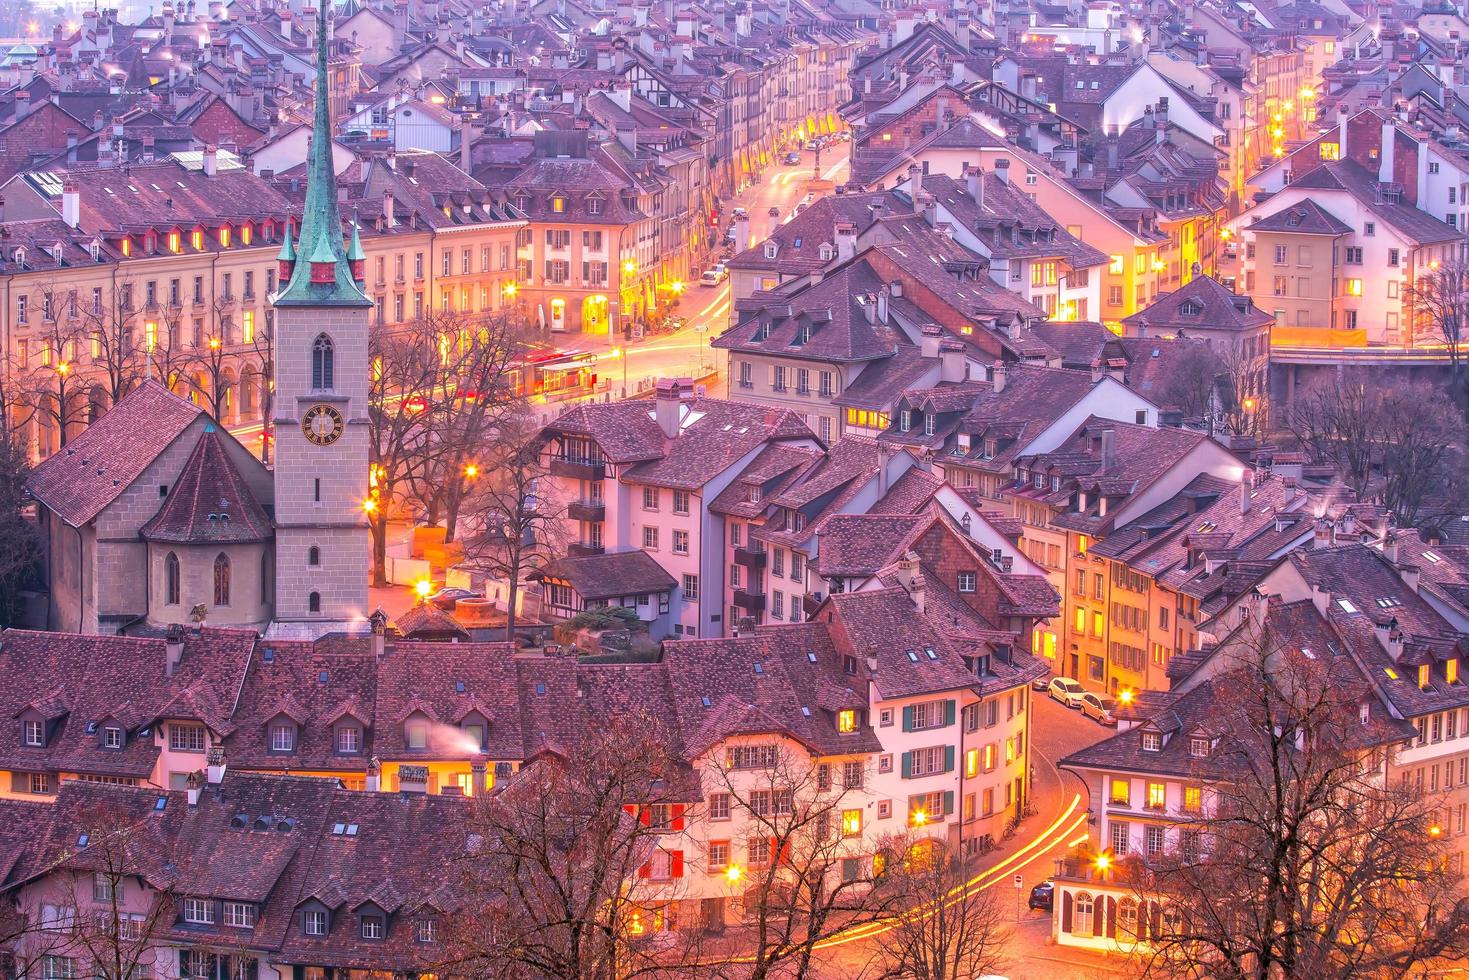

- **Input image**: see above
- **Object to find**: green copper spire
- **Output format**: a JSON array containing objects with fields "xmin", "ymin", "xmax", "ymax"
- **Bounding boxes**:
[
  {"xmin": 347, "ymin": 216, "xmax": 365, "ymax": 263},
  {"xmin": 273, "ymin": 0, "xmax": 371, "ymax": 307},
  {"xmin": 275, "ymin": 215, "xmax": 296, "ymax": 262}
]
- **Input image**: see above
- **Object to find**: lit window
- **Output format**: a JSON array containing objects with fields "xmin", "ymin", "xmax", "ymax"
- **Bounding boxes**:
[
  {"xmin": 1109, "ymin": 254, "xmax": 1124, "ymax": 274},
  {"xmin": 1450, "ymin": 659, "xmax": 1460, "ymax": 685},
  {"xmin": 1109, "ymin": 778, "xmax": 1130, "ymax": 805},
  {"xmin": 168, "ymin": 232, "xmax": 181, "ymax": 253},
  {"xmin": 1420, "ymin": 664, "xmax": 1432, "ymax": 690},
  {"xmin": 842, "ymin": 809, "xmax": 862, "ymax": 836},
  {"xmin": 1347, "ymin": 278, "xmax": 1363, "ymax": 296},
  {"xmin": 1147, "ymin": 782, "xmax": 1166, "ymax": 809},
  {"xmin": 1183, "ymin": 785, "xmax": 1203, "ymax": 812},
  {"xmin": 1318, "ymin": 141, "xmax": 1340, "ymax": 161},
  {"xmin": 552, "ymin": 197, "xmax": 565, "ymax": 213},
  {"xmin": 837, "ymin": 710, "xmax": 857, "ymax": 733}
]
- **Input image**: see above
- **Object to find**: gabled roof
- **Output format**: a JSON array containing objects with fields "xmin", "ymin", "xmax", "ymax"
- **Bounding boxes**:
[
  {"xmin": 141, "ymin": 428, "xmax": 272, "ymax": 544},
  {"xmin": 1122, "ymin": 274, "xmax": 1275, "ymax": 334},
  {"xmin": 533, "ymin": 549, "xmax": 677, "ymax": 601},
  {"xmin": 1247, "ymin": 197, "xmax": 1353, "ymax": 235},
  {"xmin": 29, "ymin": 380, "xmax": 202, "ymax": 527}
]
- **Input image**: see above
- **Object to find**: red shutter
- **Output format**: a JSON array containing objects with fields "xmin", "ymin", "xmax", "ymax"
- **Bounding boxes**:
[
  {"xmin": 1062, "ymin": 891, "xmax": 1073, "ymax": 933},
  {"xmin": 1149, "ymin": 901, "xmax": 1162, "ymax": 939},
  {"xmin": 639, "ymin": 807, "xmax": 652, "ymax": 827},
  {"xmin": 1106, "ymin": 896, "xmax": 1117, "ymax": 939},
  {"xmin": 773, "ymin": 836, "xmax": 791, "ymax": 865},
  {"xmin": 637, "ymin": 861, "xmax": 651, "ymax": 879},
  {"xmin": 671, "ymin": 804, "xmax": 685, "ymax": 832},
  {"xmin": 623, "ymin": 804, "xmax": 638, "ymax": 818},
  {"xmin": 670, "ymin": 850, "xmax": 684, "ymax": 878}
]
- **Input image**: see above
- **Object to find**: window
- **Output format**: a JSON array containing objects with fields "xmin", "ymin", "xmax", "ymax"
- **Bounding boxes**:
[
  {"xmin": 223, "ymin": 902, "xmax": 256, "ymax": 929},
  {"xmin": 643, "ymin": 486, "xmax": 659, "ymax": 511},
  {"xmin": 308, "ymin": 546, "xmax": 320, "ymax": 566},
  {"xmin": 708, "ymin": 840, "xmax": 730, "ymax": 869},
  {"xmin": 304, "ymin": 910, "xmax": 328, "ymax": 936},
  {"xmin": 673, "ymin": 530, "xmax": 689, "ymax": 555},
  {"xmin": 1319, "ymin": 141, "xmax": 1340, "ymax": 160},
  {"xmin": 94, "ymin": 873, "xmax": 121, "ymax": 903},
  {"xmin": 682, "ymin": 574, "xmax": 699, "ymax": 600},
  {"xmin": 1110, "ymin": 820, "xmax": 1130, "ymax": 856},
  {"xmin": 1147, "ymin": 782, "xmax": 1166, "ymax": 810},
  {"xmin": 103, "ymin": 726, "xmax": 122, "ymax": 749},
  {"xmin": 337, "ymin": 726, "xmax": 361, "ymax": 754},
  {"xmin": 361, "ymin": 915, "xmax": 384, "ymax": 939},
  {"xmin": 213, "ymin": 553, "xmax": 231, "ymax": 606},
  {"xmin": 842, "ymin": 809, "xmax": 863, "ymax": 836},
  {"xmin": 1188, "ymin": 736, "xmax": 1209, "ymax": 757},
  {"xmin": 171, "ymin": 724, "xmax": 206, "ymax": 752},
  {"xmin": 838, "ymin": 709, "xmax": 858, "ymax": 733},
  {"xmin": 183, "ymin": 897, "xmax": 215, "ymax": 924},
  {"xmin": 727, "ymin": 745, "xmax": 779, "ymax": 769},
  {"xmin": 22, "ymin": 719, "xmax": 44, "ymax": 746},
  {"xmin": 957, "ymin": 571, "xmax": 976, "ymax": 593},
  {"xmin": 1183, "ymin": 785, "xmax": 1202, "ymax": 812},
  {"xmin": 643, "ymin": 526, "xmax": 659, "ymax": 550},
  {"xmin": 673, "ymin": 490, "xmax": 691, "ymax": 515},
  {"xmin": 710, "ymin": 793, "xmax": 732, "ymax": 820},
  {"xmin": 1146, "ymin": 825, "xmax": 1166, "ymax": 857},
  {"xmin": 406, "ymin": 720, "xmax": 428, "ymax": 749},
  {"xmin": 1110, "ymin": 778, "xmax": 1131, "ymax": 806},
  {"xmin": 269, "ymin": 723, "xmax": 295, "ymax": 752},
  {"xmin": 1273, "ymin": 244, "xmax": 1288, "ymax": 265},
  {"xmin": 416, "ymin": 918, "xmax": 436, "ymax": 943},
  {"xmin": 41, "ymin": 958, "xmax": 75, "ymax": 980},
  {"xmin": 309, "ymin": 592, "xmax": 321, "ymax": 613},
  {"xmin": 1141, "ymin": 731, "xmax": 1162, "ymax": 752},
  {"xmin": 1364, "ymin": 222, "xmax": 1375, "ymax": 236},
  {"xmin": 311, "ymin": 334, "xmax": 334, "ymax": 390},
  {"xmin": 906, "ymin": 699, "xmax": 952, "ymax": 731}
]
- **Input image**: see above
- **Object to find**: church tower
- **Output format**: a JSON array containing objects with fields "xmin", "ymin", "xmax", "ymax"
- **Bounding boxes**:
[{"xmin": 269, "ymin": 1, "xmax": 373, "ymax": 630}]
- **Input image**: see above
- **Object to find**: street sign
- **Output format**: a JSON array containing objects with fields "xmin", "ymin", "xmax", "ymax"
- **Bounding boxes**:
[{"xmin": 1013, "ymin": 874, "xmax": 1024, "ymax": 889}]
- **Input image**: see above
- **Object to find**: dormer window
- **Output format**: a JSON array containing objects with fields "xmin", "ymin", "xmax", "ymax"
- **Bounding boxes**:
[
  {"xmin": 837, "ymin": 710, "xmax": 857, "ymax": 733},
  {"xmin": 222, "ymin": 902, "xmax": 256, "ymax": 929},
  {"xmin": 551, "ymin": 196, "xmax": 565, "ymax": 213},
  {"xmin": 416, "ymin": 917, "xmax": 437, "ymax": 943},
  {"xmin": 269, "ymin": 721, "xmax": 296, "ymax": 753},
  {"xmin": 1141, "ymin": 731, "xmax": 1162, "ymax": 752},
  {"xmin": 406, "ymin": 719, "xmax": 429, "ymax": 750},
  {"xmin": 1419, "ymin": 664, "xmax": 1432, "ymax": 690},
  {"xmin": 462, "ymin": 720, "xmax": 487, "ymax": 751},
  {"xmin": 819, "ymin": 244, "xmax": 834, "ymax": 260},
  {"xmin": 747, "ymin": 485, "xmax": 761, "ymax": 503},
  {"xmin": 361, "ymin": 914, "xmax": 385, "ymax": 940},
  {"xmin": 336, "ymin": 725, "xmax": 362, "ymax": 754},
  {"xmin": 22, "ymin": 719, "xmax": 44, "ymax": 747},
  {"xmin": 924, "ymin": 415, "xmax": 936, "ymax": 436},
  {"xmin": 303, "ymin": 909, "xmax": 328, "ymax": 935},
  {"xmin": 900, "ymin": 410, "xmax": 912, "ymax": 432},
  {"xmin": 102, "ymin": 726, "xmax": 123, "ymax": 749},
  {"xmin": 764, "ymin": 242, "xmax": 778, "ymax": 259},
  {"xmin": 1180, "ymin": 299, "xmax": 1203, "ymax": 315},
  {"xmin": 1188, "ymin": 736, "xmax": 1210, "ymax": 757},
  {"xmin": 796, "ymin": 324, "xmax": 811, "ymax": 345},
  {"xmin": 182, "ymin": 897, "xmax": 215, "ymax": 925}
]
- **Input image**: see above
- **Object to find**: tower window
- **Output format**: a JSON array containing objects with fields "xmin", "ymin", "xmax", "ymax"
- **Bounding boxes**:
[
  {"xmin": 165, "ymin": 552, "xmax": 180, "ymax": 605},
  {"xmin": 313, "ymin": 478, "xmax": 321, "ymax": 503},
  {"xmin": 213, "ymin": 553, "xmax": 231, "ymax": 607},
  {"xmin": 309, "ymin": 592, "xmax": 321, "ymax": 613},
  {"xmin": 308, "ymin": 546, "xmax": 320, "ymax": 566},
  {"xmin": 312, "ymin": 334, "xmax": 335, "ymax": 390}
]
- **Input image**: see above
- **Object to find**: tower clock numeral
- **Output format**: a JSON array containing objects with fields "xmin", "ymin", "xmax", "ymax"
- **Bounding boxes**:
[{"xmin": 302, "ymin": 404, "xmax": 345, "ymax": 446}]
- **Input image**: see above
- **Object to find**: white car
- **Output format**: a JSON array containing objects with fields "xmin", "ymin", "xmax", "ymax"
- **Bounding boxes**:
[
  {"xmin": 699, "ymin": 266, "xmax": 728, "ymax": 287},
  {"xmin": 1048, "ymin": 676, "xmax": 1087, "ymax": 709}
]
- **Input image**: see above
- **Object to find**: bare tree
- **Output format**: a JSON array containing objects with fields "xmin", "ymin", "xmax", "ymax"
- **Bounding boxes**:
[
  {"xmin": 1130, "ymin": 621, "xmax": 1469, "ymax": 979},
  {"xmin": 77, "ymin": 275, "xmax": 144, "ymax": 411},
  {"xmin": 1404, "ymin": 256, "xmax": 1469, "ymax": 411},
  {"xmin": 441, "ymin": 714, "xmax": 701, "ymax": 980},
  {"xmin": 700, "ymin": 750, "xmax": 906, "ymax": 980},
  {"xmin": 862, "ymin": 835, "xmax": 1009, "ymax": 980},
  {"xmin": 1288, "ymin": 369, "xmax": 1464, "ymax": 527},
  {"xmin": 460, "ymin": 409, "xmax": 567, "ymax": 641},
  {"xmin": 0, "ymin": 424, "xmax": 41, "ymax": 627},
  {"xmin": 1155, "ymin": 340, "xmax": 1264, "ymax": 436}
]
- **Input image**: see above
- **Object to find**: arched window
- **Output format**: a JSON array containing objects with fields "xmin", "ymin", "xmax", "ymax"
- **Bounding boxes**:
[
  {"xmin": 312, "ymin": 334, "xmax": 334, "ymax": 391},
  {"xmin": 1073, "ymin": 892, "xmax": 1094, "ymax": 936},
  {"xmin": 213, "ymin": 553, "xmax": 231, "ymax": 607},
  {"xmin": 1119, "ymin": 898, "xmax": 1140, "ymax": 940},
  {"xmin": 308, "ymin": 546, "xmax": 320, "ymax": 566},
  {"xmin": 309, "ymin": 592, "xmax": 321, "ymax": 613},
  {"xmin": 164, "ymin": 552, "xmax": 180, "ymax": 605}
]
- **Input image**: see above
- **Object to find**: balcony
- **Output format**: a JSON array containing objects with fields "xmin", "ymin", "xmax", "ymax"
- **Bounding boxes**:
[
  {"xmin": 733, "ymin": 546, "xmax": 766, "ymax": 570},
  {"xmin": 568, "ymin": 542, "xmax": 605, "ymax": 557},
  {"xmin": 733, "ymin": 589, "xmax": 766, "ymax": 613},
  {"xmin": 568, "ymin": 499, "xmax": 605, "ymax": 521},
  {"xmin": 549, "ymin": 457, "xmax": 606, "ymax": 481}
]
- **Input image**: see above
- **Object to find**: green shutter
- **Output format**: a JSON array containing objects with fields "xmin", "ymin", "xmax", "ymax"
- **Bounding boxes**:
[
  {"xmin": 900, "ymin": 752, "xmax": 912, "ymax": 779},
  {"xmin": 944, "ymin": 700, "xmax": 957, "ymax": 727},
  {"xmin": 902, "ymin": 705, "xmax": 914, "ymax": 732},
  {"xmin": 944, "ymin": 745, "xmax": 956, "ymax": 774},
  {"xmin": 943, "ymin": 790, "xmax": 955, "ymax": 815}
]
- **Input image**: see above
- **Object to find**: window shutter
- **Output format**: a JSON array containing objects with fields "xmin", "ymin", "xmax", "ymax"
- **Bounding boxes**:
[
  {"xmin": 775, "ymin": 836, "xmax": 791, "ymax": 864},
  {"xmin": 639, "ymin": 807, "xmax": 652, "ymax": 827},
  {"xmin": 671, "ymin": 804, "xmax": 685, "ymax": 832},
  {"xmin": 670, "ymin": 850, "xmax": 684, "ymax": 878},
  {"xmin": 1062, "ymin": 891, "xmax": 1073, "ymax": 933},
  {"xmin": 943, "ymin": 790, "xmax": 954, "ymax": 815},
  {"xmin": 944, "ymin": 700, "xmax": 957, "ymax": 727},
  {"xmin": 624, "ymin": 803, "xmax": 638, "ymax": 818},
  {"xmin": 900, "ymin": 752, "xmax": 912, "ymax": 779},
  {"xmin": 901, "ymin": 706, "xmax": 914, "ymax": 732},
  {"xmin": 637, "ymin": 861, "xmax": 651, "ymax": 879},
  {"xmin": 943, "ymin": 745, "xmax": 955, "ymax": 774},
  {"xmin": 1106, "ymin": 896, "xmax": 1118, "ymax": 939},
  {"xmin": 1149, "ymin": 901, "xmax": 1162, "ymax": 939}
]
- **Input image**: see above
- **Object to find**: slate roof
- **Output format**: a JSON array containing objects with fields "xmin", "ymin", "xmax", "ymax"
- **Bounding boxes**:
[
  {"xmin": 533, "ymin": 549, "xmax": 677, "ymax": 601},
  {"xmin": 1122, "ymin": 275, "xmax": 1274, "ymax": 336},
  {"xmin": 29, "ymin": 380, "xmax": 202, "ymax": 527},
  {"xmin": 1247, "ymin": 197, "xmax": 1353, "ymax": 235},
  {"xmin": 141, "ymin": 428, "xmax": 272, "ymax": 544}
]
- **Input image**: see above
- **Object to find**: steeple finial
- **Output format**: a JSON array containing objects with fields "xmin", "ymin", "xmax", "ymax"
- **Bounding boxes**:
[{"xmin": 273, "ymin": 1, "xmax": 370, "ymax": 307}]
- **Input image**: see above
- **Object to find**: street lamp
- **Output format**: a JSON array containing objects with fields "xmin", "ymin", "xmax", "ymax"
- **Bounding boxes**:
[
  {"xmin": 608, "ymin": 347, "xmax": 628, "ymax": 398},
  {"xmin": 464, "ymin": 463, "xmax": 479, "ymax": 478},
  {"xmin": 724, "ymin": 864, "xmax": 743, "ymax": 883},
  {"xmin": 415, "ymin": 579, "xmax": 433, "ymax": 602},
  {"xmin": 1094, "ymin": 853, "xmax": 1112, "ymax": 873}
]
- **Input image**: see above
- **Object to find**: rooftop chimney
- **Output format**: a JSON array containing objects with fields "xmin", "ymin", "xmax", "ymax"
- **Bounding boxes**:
[
  {"xmin": 187, "ymin": 769, "xmax": 203, "ymax": 806},
  {"xmin": 834, "ymin": 220, "xmax": 856, "ymax": 263},
  {"xmin": 398, "ymin": 763, "xmax": 429, "ymax": 794},
  {"xmin": 876, "ymin": 285, "xmax": 890, "ymax": 324},
  {"xmin": 383, "ymin": 191, "xmax": 396, "ymax": 228},
  {"xmin": 366, "ymin": 756, "xmax": 382, "ymax": 792},
  {"xmin": 202, "ymin": 144, "xmax": 218, "ymax": 177},
  {"xmin": 654, "ymin": 378, "xmax": 687, "ymax": 438},
  {"xmin": 940, "ymin": 341, "xmax": 965, "ymax": 383},
  {"xmin": 165, "ymin": 624, "xmax": 185, "ymax": 677},
  {"xmin": 1400, "ymin": 564, "xmax": 1421, "ymax": 594},
  {"xmin": 1240, "ymin": 471, "xmax": 1253, "ymax": 515},
  {"xmin": 991, "ymin": 360, "xmax": 1007, "ymax": 393},
  {"xmin": 1100, "ymin": 428, "xmax": 1117, "ymax": 470},
  {"xmin": 965, "ymin": 163, "xmax": 983, "ymax": 208},
  {"xmin": 993, "ymin": 158, "xmax": 1010, "ymax": 185},
  {"xmin": 920, "ymin": 325, "xmax": 942, "ymax": 359},
  {"xmin": 61, "ymin": 183, "xmax": 80, "ymax": 230},
  {"xmin": 205, "ymin": 746, "xmax": 226, "ymax": 784}
]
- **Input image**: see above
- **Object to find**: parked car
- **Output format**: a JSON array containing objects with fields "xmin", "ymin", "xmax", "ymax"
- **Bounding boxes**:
[
  {"xmin": 1080, "ymin": 691, "xmax": 1118, "ymax": 725},
  {"xmin": 1048, "ymin": 676, "xmax": 1088, "ymax": 709},
  {"xmin": 699, "ymin": 265, "xmax": 728, "ymax": 287},
  {"xmin": 783, "ymin": 150, "xmax": 801, "ymax": 165},
  {"xmin": 1027, "ymin": 880, "xmax": 1055, "ymax": 912},
  {"xmin": 804, "ymin": 140, "xmax": 820, "ymax": 151},
  {"xmin": 1031, "ymin": 675, "xmax": 1051, "ymax": 692},
  {"xmin": 731, "ymin": 206, "xmax": 747, "ymax": 217},
  {"xmin": 429, "ymin": 587, "xmax": 480, "ymax": 611}
]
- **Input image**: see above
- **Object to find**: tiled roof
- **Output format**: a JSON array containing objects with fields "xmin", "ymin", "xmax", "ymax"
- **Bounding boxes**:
[
  {"xmin": 919, "ymin": 172, "xmax": 1108, "ymax": 267},
  {"xmin": 1247, "ymin": 197, "xmax": 1353, "ymax": 235},
  {"xmin": 29, "ymin": 380, "xmax": 202, "ymax": 526},
  {"xmin": 1122, "ymin": 275, "xmax": 1274, "ymax": 335},
  {"xmin": 534, "ymin": 549, "xmax": 677, "ymax": 601},
  {"xmin": 824, "ymin": 588, "xmax": 987, "ymax": 700},
  {"xmin": 830, "ymin": 345, "xmax": 938, "ymax": 410},
  {"xmin": 869, "ymin": 467, "xmax": 943, "ymax": 515},
  {"xmin": 394, "ymin": 603, "xmax": 472, "ymax": 639},
  {"xmin": 817, "ymin": 514, "xmax": 928, "ymax": 577},
  {"xmin": 1288, "ymin": 160, "xmax": 1466, "ymax": 244},
  {"xmin": 141, "ymin": 428, "xmax": 272, "ymax": 544}
]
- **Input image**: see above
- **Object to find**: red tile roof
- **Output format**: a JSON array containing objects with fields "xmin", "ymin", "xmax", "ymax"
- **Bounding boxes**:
[
  {"xmin": 29, "ymin": 379, "xmax": 202, "ymax": 526},
  {"xmin": 141, "ymin": 428, "xmax": 272, "ymax": 544}
]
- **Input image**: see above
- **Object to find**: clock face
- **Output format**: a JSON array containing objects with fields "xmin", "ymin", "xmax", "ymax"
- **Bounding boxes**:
[{"xmin": 301, "ymin": 404, "xmax": 345, "ymax": 446}]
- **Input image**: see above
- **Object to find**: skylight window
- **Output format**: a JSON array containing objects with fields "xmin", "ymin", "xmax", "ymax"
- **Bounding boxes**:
[
  {"xmin": 1424, "ymin": 550, "xmax": 1443, "ymax": 563},
  {"xmin": 1376, "ymin": 596, "xmax": 1402, "ymax": 608},
  {"xmin": 1336, "ymin": 598, "xmax": 1359, "ymax": 613},
  {"xmin": 906, "ymin": 650, "xmax": 920, "ymax": 662}
]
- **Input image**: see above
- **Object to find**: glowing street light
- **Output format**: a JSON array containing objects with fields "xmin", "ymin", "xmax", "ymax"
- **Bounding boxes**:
[
  {"xmin": 1094, "ymin": 853, "xmax": 1112, "ymax": 872},
  {"xmin": 464, "ymin": 463, "xmax": 479, "ymax": 478},
  {"xmin": 362, "ymin": 497, "xmax": 378, "ymax": 514},
  {"xmin": 669, "ymin": 279, "xmax": 685, "ymax": 295},
  {"xmin": 415, "ymin": 579, "xmax": 433, "ymax": 601},
  {"xmin": 1118, "ymin": 689, "xmax": 1135, "ymax": 705},
  {"xmin": 1431, "ymin": 824, "xmax": 1444, "ymax": 838},
  {"xmin": 623, "ymin": 258, "xmax": 638, "ymax": 275},
  {"xmin": 56, "ymin": 362, "xmax": 70, "ymax": 376},
  {"xmin": 608, "ymin": 347, "xmax": 628, "ymax": 396},
  {"xmin": 208, "ymin": 337, "xmax": 222, "ymax": 350},
  {"xmin": 724, "ymin": 864, "xmax": 743, "ymax": 882},
  {"xmin": 912, "ymin": 809, "xmax": 928, "ymax": 826},
  {"xmin": 503, "ymin": 282, "xmax": 518, "ymax": 298}
]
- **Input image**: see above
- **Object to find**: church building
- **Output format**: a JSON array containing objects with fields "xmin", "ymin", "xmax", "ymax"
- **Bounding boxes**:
[{"xmin": 26, "ymin": 3, "xmax": 372, "ymax": 638}]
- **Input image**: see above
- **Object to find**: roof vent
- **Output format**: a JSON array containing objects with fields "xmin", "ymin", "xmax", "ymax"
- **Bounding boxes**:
[
  {"xmin": 262, "ymin": 648, "xmax": 275, "ymax": 664},
  {"xmin": 276, "ymin": 817, "xmax": 295, "ymax": 833},
  {"xmin": 753, "ymin": 662, "xmax": 764, "ymax": 674},
  {"xmin": 455, "ymin": 680, "xmax": 465, "ymax": 692},
  {"xmin": 253, "ymin": 816, "xmax": 272, "ymax": 831}
]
